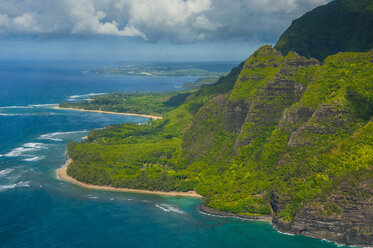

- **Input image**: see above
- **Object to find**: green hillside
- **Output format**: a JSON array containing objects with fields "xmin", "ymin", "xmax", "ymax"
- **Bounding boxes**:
[
  {"xmin": 66, "ymin": 46, "xmax": 373, "ymax": 246},
  {"xmin": 275, "ymin": 0, "xmax": 373, "ymax": 61}
]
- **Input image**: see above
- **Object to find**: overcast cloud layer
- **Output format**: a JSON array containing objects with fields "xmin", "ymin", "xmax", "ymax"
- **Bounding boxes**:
[{"xmin": 0, "ymin": 0, "xmax": 331, "ymax": 44}]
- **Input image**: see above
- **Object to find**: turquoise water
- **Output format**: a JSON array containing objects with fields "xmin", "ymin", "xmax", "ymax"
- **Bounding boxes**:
[{"xmin": 0, "ymin": 60, "xmax": 348, "ymax": 248}]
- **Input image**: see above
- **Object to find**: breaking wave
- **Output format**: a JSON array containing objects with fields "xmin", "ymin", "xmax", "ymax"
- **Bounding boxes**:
[
  {"xmin": 0, "ymin": 113, "xmax": 20, "ymax": 116},
  {"xmin": 0, "ymin": 168, "xmax": 14, "ymax": 176},
  {"xmin": 38, "ymin": 130, "xmax": 88, "ymax": 142},
  {"xmin": 23, "ymin": 156, "xmax": 45, "ymax": 162},
  {"xmin": 0, "ymin": 105, "xmax": 32, "ymax": 109},
  {"xmin": 155, "ymin": 204, "xmax": 185, "ymax": 214},
  {"xmin": 5, "ymin": 143, "xmax": 47, "ymax": 157},
  {"xmin": 0, "ymin": 181, "xmax": 31, "ymax": 191},
  {"xmin": 67, "ymin": 93, "xmax": 106, "ymax": 101},
  {"xmin": 0, "ymin": 104, "xmax": 57, "ymax": 109},
  {"xmin": 28, "ymin": 104, "xmax": 58, "ymax": 107}
]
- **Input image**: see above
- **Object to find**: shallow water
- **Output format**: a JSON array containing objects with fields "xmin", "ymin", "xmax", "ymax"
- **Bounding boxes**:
[{"xmin": 0, "ymin": 60, "xmax": 348, "ymax": 248}]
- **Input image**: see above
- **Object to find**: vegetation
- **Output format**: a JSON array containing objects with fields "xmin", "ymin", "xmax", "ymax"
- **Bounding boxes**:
[
  {"xmin": 66, "ymin": 62, "xmax": 243, "ymax": 192},
  {"xmin": 275, "ymin": 0, "xmax": 373, "ymax": 61},
  {"xmin": 181, "ymin": 77, "xmax": 220, "ymax": 89},
  {"xmin": 59, "ymin": 91, "xmax": 193, "ymax": 116},
  {"xmin": 66, "ymin": 46, "xmax": 373, "ymax": 222}
]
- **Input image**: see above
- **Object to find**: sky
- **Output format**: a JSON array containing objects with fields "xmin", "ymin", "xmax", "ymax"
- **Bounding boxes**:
[{"xmin": 0, "ymin": 0, "xmax": 331, "ymax": 61}]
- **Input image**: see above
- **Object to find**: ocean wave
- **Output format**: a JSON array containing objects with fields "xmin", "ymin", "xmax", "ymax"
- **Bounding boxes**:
[
  {"xmin": 0, "ymin": 168, "xmax": 14, "ymax": 176},
  {"xmin": 0, "ymin": 113, "xmax": 56, "ymax": 117},
  {"xmin": 23, "ymin": 156, "xmax": 45, "ymax": 162},
  {"xmin": 0, "ymin": 181, "xmax": 31, "ymax": 191},
  {"xmin": 67, "ymin": 93, "xmax": 106, "ymax": 101},
  {"xmin": 28, "ymin": 104, "xmax": 58, "ymax": 107},
  {"xmin": 0, "ymin": 105, "xmax": 33, "ymax": 109},
  {"xmin": 0, "ymin": 113, "xmax": 20, "ymax": 116},
  {"xmin": 38, "ymin": 130, "xmax": 88, "ymax": 142},
  {"xmin": 155, "ymin": 204, "xmax": 185, "ymax": 214},
  {"xmin": 5, "ymin": 143, "xmax": 47, "ymax": 157},
  {"xmin": 0, "ymin": 104, "xmax": 57, "ymax": 109}
]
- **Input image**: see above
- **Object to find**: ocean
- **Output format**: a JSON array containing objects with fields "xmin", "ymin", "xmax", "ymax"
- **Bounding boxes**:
[{"xmin": 0, "ymin": 60, "xmax": 348, "ymax": 248}]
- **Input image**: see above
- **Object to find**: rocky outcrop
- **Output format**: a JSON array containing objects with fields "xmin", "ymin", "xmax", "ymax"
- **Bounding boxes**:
[
  {"xmin": 199, "ymin": 204, "xmax": 272, "ymax": 222},
  {"xmin": 234, "ymin": 49, "xmax": 319, "ymax": 149},
  {"xmin": 272, "ymin": 172, "xmax": 373, "ymax": 247},
  {"xmin": 223, "ymin": 100, "xmax": 249, "ymax": 133}
]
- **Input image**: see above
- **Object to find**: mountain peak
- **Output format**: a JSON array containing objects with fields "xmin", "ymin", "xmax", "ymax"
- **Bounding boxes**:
[{"xmin": 275, "ymin": 0, "xmax": 373, "ymax": 61}]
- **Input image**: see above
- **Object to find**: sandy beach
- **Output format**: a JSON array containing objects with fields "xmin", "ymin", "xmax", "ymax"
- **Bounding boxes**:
[
  {"xmin": 53, "ymin": 106, "xmax": 163, "ymax": 120},
  {"xmin": 56, "ymin": 158, "xmax": 203, "ymax": 198}
]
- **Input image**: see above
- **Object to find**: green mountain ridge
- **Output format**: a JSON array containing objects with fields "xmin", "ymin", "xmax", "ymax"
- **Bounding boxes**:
[
  {"xmin": 275, "ymin": 0, "xmax": 373, "ymax": 61},
  {"xmin": 63, "ymin": 0, "xmax": 373, "ymax": 246},
  {"xmin": 66, "ymin": 46, "xmax": 373, "ymax": 246}
]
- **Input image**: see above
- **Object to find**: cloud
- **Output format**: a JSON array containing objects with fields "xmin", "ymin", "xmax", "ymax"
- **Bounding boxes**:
[
  {"xmin": 0, "ymin": 0, "xmax": 332, "ymax": 43},
  {"xmin": 66, "ymin": 0, "xmax": 147, "ymax": 38},
  {"xmin": 0, "ymin": 13, "xmax": 43, "ymax": 33}
]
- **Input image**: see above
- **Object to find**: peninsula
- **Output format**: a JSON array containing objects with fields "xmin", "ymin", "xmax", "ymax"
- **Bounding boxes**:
[
  {"xmin": 53, "ymin": 106, "xmax": 163, "ymax": 120},
  {"xmin": 57, "ymin": 158, "xmax": 202, "ymax": 198}
]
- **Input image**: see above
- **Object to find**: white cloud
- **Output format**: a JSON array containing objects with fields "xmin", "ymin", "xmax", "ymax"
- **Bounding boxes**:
[
  {"xmin": 0, "ymin": 12, "xmax": 42, "ymax": 33},
  {"xmin": 66, "ymin": 0, "xmax": 146, "ymax": 38},
  {"xmin": 14, "ymin": 13, "xmax": 41, "ymax": 31},
  {"xmin": 0, "ymin": 14, "xmax": 10, "ymax": 27},
  {"xmin": 0, "ymin": 0, "xmax": 332, "ymax": 42}
]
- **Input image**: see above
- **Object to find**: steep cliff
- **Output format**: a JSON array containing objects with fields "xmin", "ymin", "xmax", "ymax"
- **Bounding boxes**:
[{"xmin": 182, "ymin": 47, "xmax": 373, "ymax": 246}]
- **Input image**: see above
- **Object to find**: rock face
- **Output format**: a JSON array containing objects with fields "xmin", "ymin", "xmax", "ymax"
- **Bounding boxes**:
[{"xmin": 273, "ymin": 172, "xmax": 373, "ymax": 246}]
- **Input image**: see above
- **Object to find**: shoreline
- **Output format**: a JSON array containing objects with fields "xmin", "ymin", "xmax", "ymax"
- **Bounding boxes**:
[
  {"xmin": 55, "ymin": 159, "xmax": 367, "ymax": 248},
  {"xmin": 53, "ymin": 106, "xmax": 163, "ymax": 120},
  {"xmin": 198, "ymin": 204, "xmax": 272, "ymax": 222},
  {"xmin": 198, "ymin": 206, "xmax": 367, "ymax": 248},
  {"xmin": 56, "ymin": 158, "xmax": 202, "ymax": 198}
]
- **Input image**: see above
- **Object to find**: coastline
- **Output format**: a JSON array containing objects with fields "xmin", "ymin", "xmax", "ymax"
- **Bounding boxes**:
[
  {"xmin": 198, "ymin": 204, "xmax": 272, "ymax": 222},
  {"xmin": 53, "ymin": 106, "xmax": 163, "ymax": 120},
  {"xmin": 55, "ymin": 159, "xmax": 366, "ymax": 248},
  {"xmin": 56, "ymin": 158, "xmax": 203, "ymax": 198},
  {"xmin": 198, "ymin": 206, "xmax": 367, "ymax": 248}
]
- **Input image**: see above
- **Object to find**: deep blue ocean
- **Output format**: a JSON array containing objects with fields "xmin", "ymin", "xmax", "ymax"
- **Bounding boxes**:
[{"xmin": 0, "ymin": 60, "xmax": 349, "ymax": 248}]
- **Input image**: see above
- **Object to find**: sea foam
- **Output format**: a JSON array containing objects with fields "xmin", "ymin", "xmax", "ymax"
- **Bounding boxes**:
[
  {"xmin": 38, "ymin": 130, "xmax": 87, "ymax": 142},
  {"xmin": 0, "ymin": 105, "xmax": 33, "ymax": 109},
  {"xmin": 28, "ymin": 104, "xmax": 58, "ymax": 107},
  {"xmin": 0, "ymin": 113, "xmax": 20, "ymax": 116},
  {"xmin": 67, "ymin": 93, "xmax": 106, "ymax": 101},
  {"xmin": 0, "ymin": 104, "xmax": 57, "ymax": 109},
  {"xmin": 0, "ymin": 181, "xmax": 31, "ymax": 191},
  {"xmin": 0, "ymin": 168, "xmax": 14, "ymax": 176},
  {"xmin": 155, "ymin": 204, "xmax": 185, "ymax": 214},
  {"xmin": 23, "ymin": 156, "xmax": 45, "ymax": 162},
  {"xmin": 5, "ymin": 143, "xmax": 47, "ymax": 157}
]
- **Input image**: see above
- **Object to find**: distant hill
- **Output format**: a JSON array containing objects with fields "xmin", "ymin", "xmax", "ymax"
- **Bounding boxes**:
[{"xmin": 275, "ymin": 0, "xmax": 373, "ymax": 61}]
